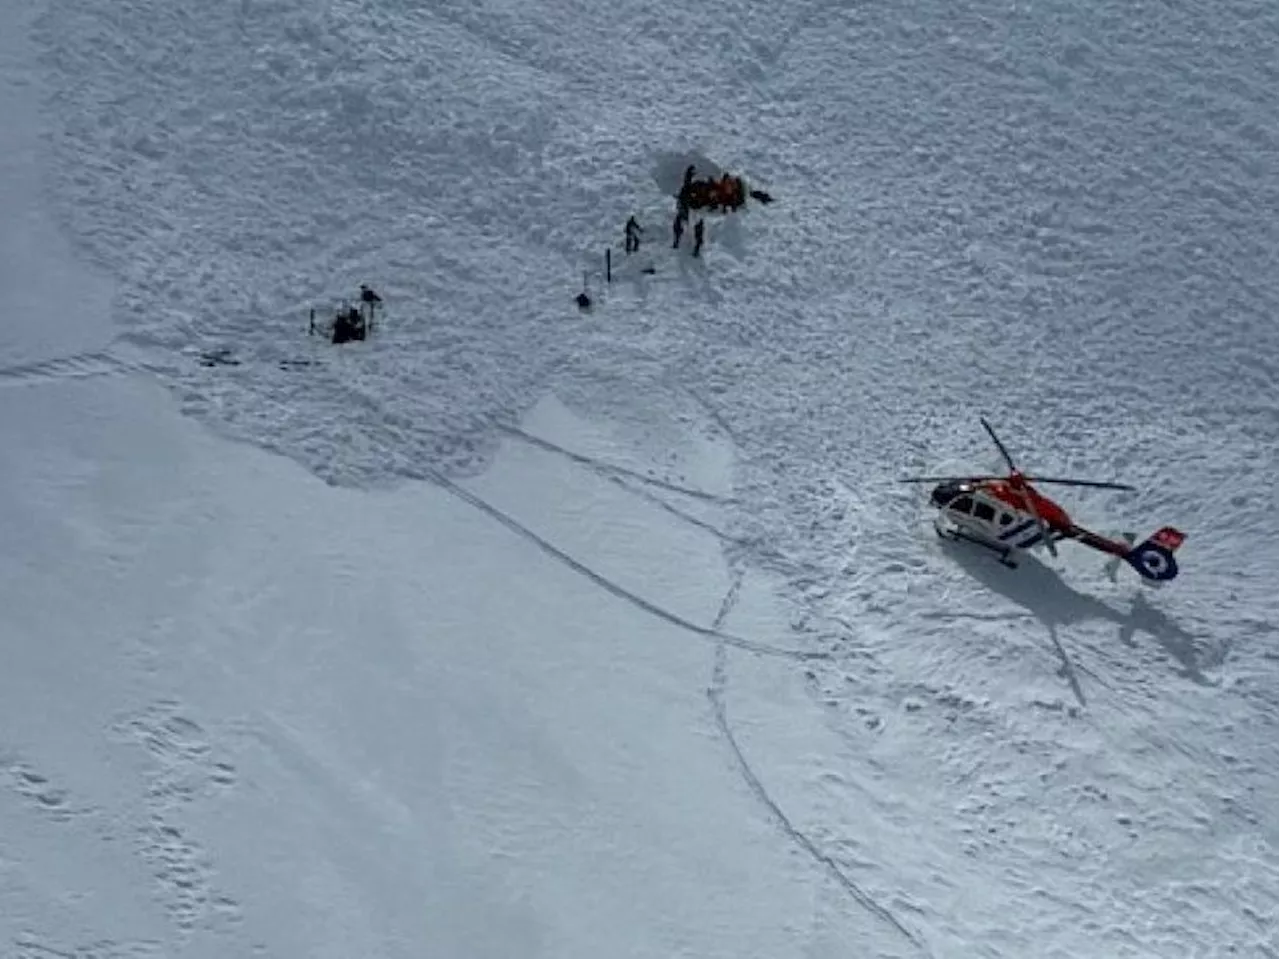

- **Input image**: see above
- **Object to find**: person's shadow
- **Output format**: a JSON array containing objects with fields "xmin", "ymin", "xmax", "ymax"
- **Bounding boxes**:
[{"xmin": 941, "ymin": 538, "xmax": 1213, "ymax": 707}]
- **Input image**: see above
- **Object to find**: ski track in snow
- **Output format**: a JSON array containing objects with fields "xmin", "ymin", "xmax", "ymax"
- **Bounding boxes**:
[
  {"xmin": 709, "ymin": 567, "xmax": 924, "ymax": 954},
  {"xmin": 434, "ymin": 464, "xmax": 825, "ymax": 662},
  {"xmin": 707, "ymin": 570, "xmax": 923, "ymax": 944},
  {"xmin": 19, "ymin": 0, "xmax": 1280, "ymax": 952},
  {"xmin": 502, "ymin": 422, "xmax": 828, "ymax": 580},
  {"xmin": 498, "ymin": 424, "xmax": 736, "ymax": 504},
  {"xmin": 709, "ymin": 646, "xmax": 926, "ymax": 955},
  {"xmin": 10, "ymin": 936, "xmax": 164, "ymax": 959},
  {"xmin": 0, "ymin": 348, "xmax": 142, "ymax": 388}
]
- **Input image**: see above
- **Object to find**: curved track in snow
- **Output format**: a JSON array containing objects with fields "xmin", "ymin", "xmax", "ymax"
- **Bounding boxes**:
[{"xmin": 23, "ymin": 0, "xmax": 1280, "ymax": 952}]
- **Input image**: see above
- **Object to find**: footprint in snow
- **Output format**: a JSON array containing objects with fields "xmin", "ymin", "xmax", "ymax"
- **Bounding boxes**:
[
  {"xmin": 108, "ymin": 701, "xmax": 243, "ymax": 935},
  {"xmin": 3, "ymin": 760, "xmax": 94, "ymax": 823}
]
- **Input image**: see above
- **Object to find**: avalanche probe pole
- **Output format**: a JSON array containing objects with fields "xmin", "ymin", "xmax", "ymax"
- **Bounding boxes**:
[{"xmin": 606, "ymin": 247, "xmax": 612, "ymax": 284}]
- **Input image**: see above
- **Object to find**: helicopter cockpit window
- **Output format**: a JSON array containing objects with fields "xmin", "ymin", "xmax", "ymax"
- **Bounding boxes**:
[
  {"xmin": 973, "ymin": 501, "xmax": 996, "ymax": 522},
  {"xmin": 998, "ymin": 512, "xmax": 1014, "ymax": 526},
  {"xmin": 949, "ymin": 495, "xmax": 974, "ymax": 514}
]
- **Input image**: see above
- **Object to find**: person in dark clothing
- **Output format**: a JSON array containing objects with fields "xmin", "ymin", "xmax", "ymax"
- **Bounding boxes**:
[
  {"xmin": 692, "ymin": 219, "xmax": 705, "ymax": 258},
  {"xmin": 359, "ymin": 284, "xmax": 382, "ymax": 327},
  {"xmin": 672, "ymin": 210, "xmax": 686, "ymax": 248},
  {"xmin": 624, "ymin": 215, "xmax": 642, "ymax": 253},
  {"xmin": 678, "ymin": 164, "xmax": 698, "ymax": 216}
]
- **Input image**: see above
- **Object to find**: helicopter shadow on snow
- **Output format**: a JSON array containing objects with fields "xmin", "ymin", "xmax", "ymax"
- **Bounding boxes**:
[{"xmin": 940, "ymin": 539, "xmax": 1212, "ymax": 702}]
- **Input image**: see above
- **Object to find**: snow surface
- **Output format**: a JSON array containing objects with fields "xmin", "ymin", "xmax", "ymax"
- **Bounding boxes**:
[{"xmin": 1, "ymin": 0, "xmax": 1277, "ymax": 954}]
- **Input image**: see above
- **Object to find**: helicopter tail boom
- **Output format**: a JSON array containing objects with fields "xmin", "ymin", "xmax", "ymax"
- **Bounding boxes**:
[{"xmin": 1069, "ymin": 524, "xmax": 1186, "ymax": 582}]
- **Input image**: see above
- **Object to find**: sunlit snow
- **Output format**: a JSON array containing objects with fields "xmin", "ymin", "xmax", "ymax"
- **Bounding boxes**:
[{"xmin": 1, "ymin": 0, "xmax": 1276, "ymax": 955}]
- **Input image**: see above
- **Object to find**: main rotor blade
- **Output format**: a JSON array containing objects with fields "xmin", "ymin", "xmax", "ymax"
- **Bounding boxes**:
[
  {"xmin": 979, "ymin": 417, "xmax": 1018, "ymax": 473},
  {"xmin": 898, "ymin": 475, "xmax": 1009, "ymax": 484},
  {"xmin": 1022, "ymin": 476, "xmax": 1136, "ymax": 491}
]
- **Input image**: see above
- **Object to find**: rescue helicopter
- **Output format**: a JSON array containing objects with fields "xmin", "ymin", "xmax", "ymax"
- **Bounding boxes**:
[{"xmin": 900, "ymin": 418, "xmax": 1185, "ymax": 584}]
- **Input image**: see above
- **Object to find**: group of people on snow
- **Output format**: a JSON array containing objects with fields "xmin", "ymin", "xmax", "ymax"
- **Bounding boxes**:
[
  {"xmin": 622, "ymin": 164, "xmax": 773, "ymax": 264},
  {"xmin": 310, "ymin": 283, "xmax": 383, "ymax": 344},
  {"xmin": 679, "ymin": 164, "xmax": 752, "ymax": 215},
  {"xmin": 624, "ymin": 208, "xmax": 705, "ymax": 259}
]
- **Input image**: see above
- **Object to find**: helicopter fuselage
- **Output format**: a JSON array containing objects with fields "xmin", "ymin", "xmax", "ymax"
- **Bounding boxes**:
[{"xmin": 929, "ymin": 481, "xmax": 1063, "ymax": 562}]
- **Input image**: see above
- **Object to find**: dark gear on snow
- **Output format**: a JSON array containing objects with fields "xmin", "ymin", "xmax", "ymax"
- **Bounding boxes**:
[{"xmin": 332, "ymin": 306, "xmax": 367, "ymax": 344}]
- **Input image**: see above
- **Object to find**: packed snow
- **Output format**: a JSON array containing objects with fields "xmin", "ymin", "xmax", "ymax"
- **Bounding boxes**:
[{"xmin": 1, "ymin": 0, "xmax": 1276, "ymax": 955}]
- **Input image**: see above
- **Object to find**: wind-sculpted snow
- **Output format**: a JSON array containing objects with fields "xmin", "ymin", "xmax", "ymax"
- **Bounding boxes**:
[
  {"xmin": 33, "ymin": 0, "xmax": 1277, "ymax": 566},
  {"xmin": 19, "ymin": 0, "xmax": 1280, "ymax": 953}
]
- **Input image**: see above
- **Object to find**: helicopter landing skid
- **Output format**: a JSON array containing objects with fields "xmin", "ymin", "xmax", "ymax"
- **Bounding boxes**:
[{"xmin": 935, "ymin": 518, "xmax": 1018, "ymax": 568}]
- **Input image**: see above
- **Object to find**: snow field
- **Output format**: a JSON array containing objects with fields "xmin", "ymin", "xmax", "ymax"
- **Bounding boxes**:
[{"xmin": 1, "ymin": 0, "xmax": 1276, "ymax": 954}]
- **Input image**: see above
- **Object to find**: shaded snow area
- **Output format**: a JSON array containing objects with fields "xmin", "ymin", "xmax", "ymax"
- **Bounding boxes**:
[{"xmin": 2, "ymin": 0, "xmax": 1277, "ymax": 953}]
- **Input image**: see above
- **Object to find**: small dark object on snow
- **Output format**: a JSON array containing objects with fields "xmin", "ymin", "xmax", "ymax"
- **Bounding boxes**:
[
  {"xmin": 575, "ymin": 291, "xmax": 592, "ymax": 310},
  {"xmin": 331, "ymin": 305, "xmax": 367, "ymax": 343},
  {"xmin": 198, "ymin": 348, "xmax": 239, "ymax": 367}
]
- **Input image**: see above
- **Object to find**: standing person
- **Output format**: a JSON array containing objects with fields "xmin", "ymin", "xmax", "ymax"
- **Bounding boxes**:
[
  {"xmin": 672, "ymin": 210, "xmax": 686, "ymax": 249},
  {"xmin": 624, "ymin": 215, "xmax": 643, "ymax": 253},
  {"xmin": 692, "ymin": 218, "xmax": 705, "ymax": 258},
  {"xmin": 681, "ymin": 164, "xmax": 697, "ymax": 201},
  {"xmin": 359, "ymin": 284, "xmax": 383, "ymax": 327},
  {"xmin": 678, "ymin": 164, "xmax": 697, "ymax": 217}
]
